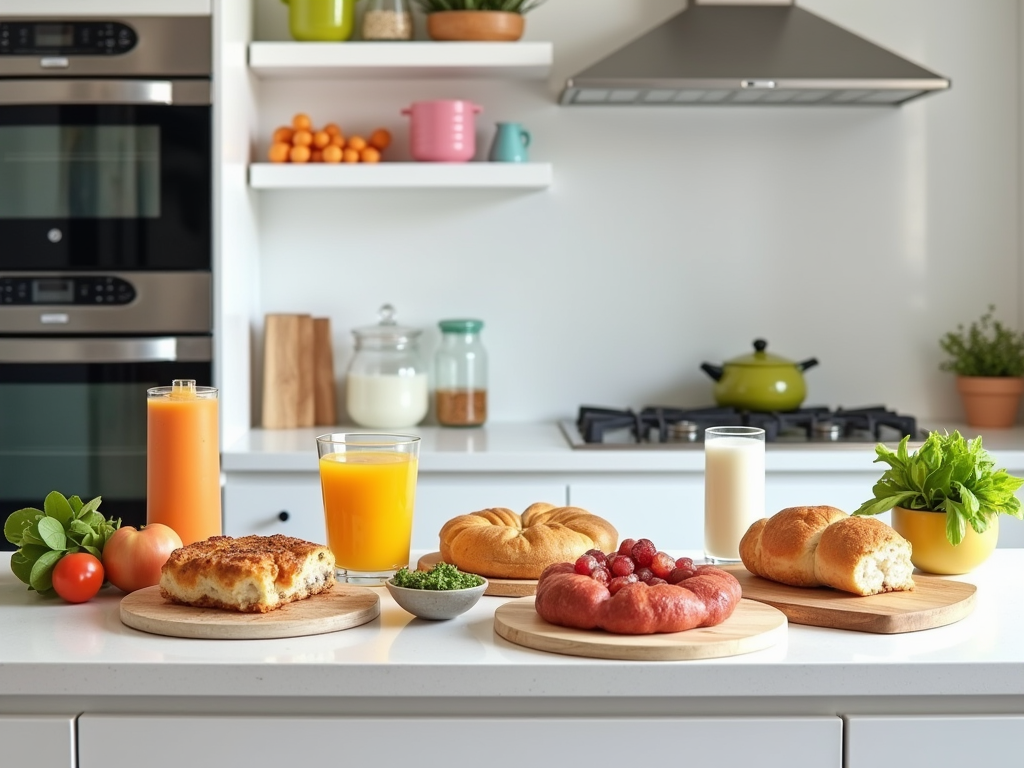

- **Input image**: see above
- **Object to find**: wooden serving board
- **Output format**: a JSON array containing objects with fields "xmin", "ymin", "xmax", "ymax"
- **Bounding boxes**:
[
  {"xmin": 119, "ymin": 584, "xmax": 380, "ymax": 640},
  {"xmin": 494, "ymin": 597, "xmax": 786, "ymax": 661},
  {"xmin": 418, "ymin": 551, "xmax": 537, "ymax": 597},
  {"xmin": 719, "ymin": 565, "xmax": 976, "ymax": 634}
]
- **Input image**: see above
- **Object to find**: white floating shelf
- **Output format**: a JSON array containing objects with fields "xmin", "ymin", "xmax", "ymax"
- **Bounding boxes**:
[
  {"xmin": 249, "ymin": 162, "xmax": 553, "ymax": 190},
  {"xmin": 248, "ymin": 41, "xmax": 553, "ymax": 80}
]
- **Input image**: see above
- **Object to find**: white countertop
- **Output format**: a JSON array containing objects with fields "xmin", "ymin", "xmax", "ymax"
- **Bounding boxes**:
[
  {"xmin": 223, "ymin": 422, "xmax": 1024, "ymax": 474},
  {"xmin": 1, "ymin": 550, "xmax": 1022, "ymax": 713}
]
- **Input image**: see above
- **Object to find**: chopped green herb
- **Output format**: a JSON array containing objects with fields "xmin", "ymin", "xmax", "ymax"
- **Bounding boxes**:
[{"xmin": 391, "ymin": 563, "xmax": 483, "ymax": 590}]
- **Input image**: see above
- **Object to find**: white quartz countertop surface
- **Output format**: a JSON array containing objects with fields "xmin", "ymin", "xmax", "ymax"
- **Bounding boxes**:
[
  {"xmin": 223, "ymin": 422, "xmax": 1024, "ymax": 473},
  {"xmin": 1, "ymin": 551, "xmax": 1022, "ymax": 704}
]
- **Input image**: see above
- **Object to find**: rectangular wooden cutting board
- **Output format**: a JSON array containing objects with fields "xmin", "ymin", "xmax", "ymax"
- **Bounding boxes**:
[{"xmin": 720, "ymin": 565, "xmax": 976, "ymax": 634}]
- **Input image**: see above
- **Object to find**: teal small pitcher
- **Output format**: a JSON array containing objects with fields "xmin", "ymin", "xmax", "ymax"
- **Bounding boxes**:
[
  {"xmin": 488, "ymin": 122, "xmax": 531, "ymax": 163},
  {"xmin": 281, "ymin": 0, "xmax": 355, "ymax": 42}
]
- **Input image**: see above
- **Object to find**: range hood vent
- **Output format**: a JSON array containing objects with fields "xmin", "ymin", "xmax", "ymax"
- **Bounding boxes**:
[{"xmin": 560, "ymin": 2, "xmax": 950, "ymax": 107}]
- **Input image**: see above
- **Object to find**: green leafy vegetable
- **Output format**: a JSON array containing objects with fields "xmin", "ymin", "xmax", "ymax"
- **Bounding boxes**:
[
  {"xmin": 4, "ymin": 491, "xmax": 121, "ymax": 594},
  {"xmin": 414, "ymin": 0, "xmax": 546, "ymax": 15},
  {"xmin": 853, "ymin": 431, "xmax": 1024, "ymax": 546},
  {"xmin": 939, "ymin": 304, "xmax": 1024, "ymax": 376},
  {"xmin": 391, "ymin": 563, "xmax": 483, "ymax": 590}
]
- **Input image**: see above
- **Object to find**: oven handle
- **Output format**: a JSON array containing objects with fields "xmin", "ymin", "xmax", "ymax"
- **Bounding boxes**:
[
  {"xmin": 0, "ymin": 337, "xmax": 211, "ymax": 364},
  {"xmin": 0, "ymin": 79, "xmax": 210, "ymax": 106}
]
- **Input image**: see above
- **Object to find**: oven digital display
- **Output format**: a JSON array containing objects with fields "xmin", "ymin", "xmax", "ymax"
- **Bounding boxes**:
[
  {"xmin": 32, "ymin": 279, "xmax": 74, "ymax": 304},
  {"xmin": 34, "ymin": 24, "xmax": 74, "ymax": 48}
]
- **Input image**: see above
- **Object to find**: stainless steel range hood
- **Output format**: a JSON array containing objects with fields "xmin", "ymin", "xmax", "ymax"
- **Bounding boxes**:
[{"xmin": 560, "ymin": 1, "xmax": 950, "ymax": 107}]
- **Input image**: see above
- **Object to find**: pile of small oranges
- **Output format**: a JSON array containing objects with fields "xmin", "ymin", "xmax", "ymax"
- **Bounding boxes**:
[{"xmin": 267, "ymin": 113, "xmax": 392, "ymax": 164}]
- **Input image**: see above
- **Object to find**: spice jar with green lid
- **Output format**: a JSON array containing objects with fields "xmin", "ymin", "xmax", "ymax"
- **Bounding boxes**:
[{"xmin": 434, "ymin": 319, "xmax": 487, "ymax": 427}]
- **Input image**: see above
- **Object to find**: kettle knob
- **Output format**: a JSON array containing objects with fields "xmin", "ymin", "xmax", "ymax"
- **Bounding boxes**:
[{"xmin": 753, "ymin": 339, "xmax": 768, "ymax": 352}]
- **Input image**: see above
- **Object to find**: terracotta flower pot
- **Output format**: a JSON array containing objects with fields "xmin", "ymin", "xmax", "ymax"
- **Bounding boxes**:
[
  {"xmin": 955, "ymin": 375, "xmax": 1024, "ymax": 428},
  {"xmin": 891, "ymin": 506, "xmax": 999, "ymax": 575},
  {"xmin": 426, "ymin": 11, "xmax": 525, "ymax": 42}
]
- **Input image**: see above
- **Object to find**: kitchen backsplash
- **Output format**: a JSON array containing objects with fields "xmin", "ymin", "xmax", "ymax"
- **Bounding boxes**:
[{"xmin": 250, "ymin": 0, "xmax": 1020, "ymax": 424}]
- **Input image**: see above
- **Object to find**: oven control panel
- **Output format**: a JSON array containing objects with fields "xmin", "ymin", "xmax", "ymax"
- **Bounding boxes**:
[
  {"xmin": 0, "ymin": 276, "xmax": 136, "ymax": 305},
  {"xmin": 0, "ymin": 21, "xmax": 137, "ymax": 56}
]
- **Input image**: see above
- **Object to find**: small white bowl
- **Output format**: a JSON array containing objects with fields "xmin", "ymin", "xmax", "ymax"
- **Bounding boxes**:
[{"xmin": 385, "ymin": 577, "xmax": 488, "ymax": 620}]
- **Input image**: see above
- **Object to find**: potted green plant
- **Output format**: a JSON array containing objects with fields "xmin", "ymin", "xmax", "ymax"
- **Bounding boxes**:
[
  {"xmin": 853, "ymin": 430, "xmax": 1023, "ymax": 574},
  {"xmin": 939, "ymin": 304, "xmax": 1024, "ymax": 428},
  {"xmin": 415, "ymin": 0, "xmax": 545, "ymax": 42}
]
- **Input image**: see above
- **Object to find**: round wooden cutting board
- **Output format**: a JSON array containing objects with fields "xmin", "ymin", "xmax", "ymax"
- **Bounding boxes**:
[
  {"xmin": 494, "ymin": 598, "xmax": 787, "ymax": 661},
  {"xmin": 120, "ymin": 584, "xmax": 380, "ymax": 640},
  {"xmin": 418, "ymin": 551, "xmax": 537, "ymax": 597}
]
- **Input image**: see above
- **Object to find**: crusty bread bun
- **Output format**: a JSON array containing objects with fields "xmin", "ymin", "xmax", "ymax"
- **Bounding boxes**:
[
  {"xmin": 160, "ymin": 534, "xmax": 335, "ymax": 613},
  {"xmin": 439, "ymin": 502, "xmax": 618, "ymax": 580},
  {"xmin": 739, "ymin": 506, "xmax": 914, "ymax": 596}
]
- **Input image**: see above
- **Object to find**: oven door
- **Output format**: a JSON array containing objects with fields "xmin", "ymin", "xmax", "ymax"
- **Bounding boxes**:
[
  {"xmin": 0, "ymin": 79, "xmax": 210, "ymax": 271},
  {"xmin": 0, "ymin": 336, "xmax": 212, "ymax": 550}
]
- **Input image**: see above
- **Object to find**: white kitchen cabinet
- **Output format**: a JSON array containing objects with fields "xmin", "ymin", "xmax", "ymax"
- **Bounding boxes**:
[
  {"xmin": 78, "ymin": 714, "xmax": 840, "ymax": 768},
  {"xmin": 223, "ymin": 472, "xmax": 566, "ymax": 551},
  {"xmin": 0, "ymin": 715, "xmax": 76, "ymax": 768},
  {"xmin": 568, "ymin": 478, "xmax": 705, "ymax": 547},
  {"xmin": 845, "ymin": 715, "xmax": 1024, "ymax": 768}
]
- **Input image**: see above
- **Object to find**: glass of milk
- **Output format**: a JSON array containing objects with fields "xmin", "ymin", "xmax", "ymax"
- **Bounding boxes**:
[{"xmin": 703, "ymin": 426, "xmax": 765, "ymax": 563}]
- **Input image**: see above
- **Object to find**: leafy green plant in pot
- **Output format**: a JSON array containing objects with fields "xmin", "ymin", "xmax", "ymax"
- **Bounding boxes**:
[
  {"xmin": 939, "ymin": 304, "xmax": 1024, "ymax": 428},
  {"xmin": 853, "ymin": 430, "xmax": 1023, "ymax": 574},
  {"xmin": 415, "ymin": 0, "xmax": 546, "ymax": 41}
]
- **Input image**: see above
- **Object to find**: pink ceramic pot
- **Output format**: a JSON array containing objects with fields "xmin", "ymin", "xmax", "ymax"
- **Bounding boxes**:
[{"xmin": 401, "ymin": 100, "xmax": 483, "ymax": 162}]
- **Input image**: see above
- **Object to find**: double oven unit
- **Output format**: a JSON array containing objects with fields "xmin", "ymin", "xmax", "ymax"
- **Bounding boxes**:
[{"xmin": 0, "ymin": 16, "xmax": 213, "ymax": 546}]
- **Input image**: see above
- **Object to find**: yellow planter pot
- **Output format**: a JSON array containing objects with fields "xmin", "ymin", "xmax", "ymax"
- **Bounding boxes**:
[{"xmin": 891, "ymin": 506, "xmax": 999, "ymax": 575}]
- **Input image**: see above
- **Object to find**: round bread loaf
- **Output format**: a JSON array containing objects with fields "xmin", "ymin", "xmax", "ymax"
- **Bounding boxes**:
[
  {"xmin": 741, "ymin": 505, "xmax": 848, "ymax": 587},
  {"xmin": 438, "ymin": 502, "xmax": 619, "ymax": 579}
]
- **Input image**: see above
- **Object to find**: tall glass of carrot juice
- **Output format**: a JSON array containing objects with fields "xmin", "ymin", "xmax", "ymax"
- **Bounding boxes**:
[
  {"xmin": 147, "ymin": 379, "xmax": 221, "ymax": 545},
  {"xmin": 315, "ymin": 432, "xmax": 420, "ymax": 585}
]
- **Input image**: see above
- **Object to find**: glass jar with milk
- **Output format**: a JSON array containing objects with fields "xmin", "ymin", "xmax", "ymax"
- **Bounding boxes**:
[{"xmin": 345, "ymin": 304, "xmax": 428, "ymax": 429}]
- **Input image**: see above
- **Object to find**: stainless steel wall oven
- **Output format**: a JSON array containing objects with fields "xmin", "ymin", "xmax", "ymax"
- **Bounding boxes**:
[{"xmin": 0, "ymin": 15, "xmax": 213, "ymax": 549}]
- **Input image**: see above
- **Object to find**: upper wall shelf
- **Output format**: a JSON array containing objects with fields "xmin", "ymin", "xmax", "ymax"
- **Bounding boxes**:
[
  {"xmin": 249, "ymin": 162, "xmax": 553, "ymax": 190},
  {"xmin": 248, "ymin": 41, "xmax": 553, "ymax": 80}
]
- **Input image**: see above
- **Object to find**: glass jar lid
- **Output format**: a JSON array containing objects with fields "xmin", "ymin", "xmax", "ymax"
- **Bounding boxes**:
[
  {"xmin": 439, "ymin": 319, "xmax": 484, "ymax": 334},
  {"xmin": 352, "ymin": 304, "xmax": 422, "ymax": 346}
]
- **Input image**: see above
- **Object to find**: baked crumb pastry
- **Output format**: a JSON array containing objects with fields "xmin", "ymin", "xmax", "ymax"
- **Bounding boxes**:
[{"xmin": 159, "ymin": 534, "xmax": 336, "ymax": 613}]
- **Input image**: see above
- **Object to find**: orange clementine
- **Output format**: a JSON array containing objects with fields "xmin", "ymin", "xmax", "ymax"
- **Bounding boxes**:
[
  {"xmin": 292, "ymin": 113, "xmax": 312, "ymax": 131},
  {"xmin": 342, "ymin": 148, "xmax": 360, "ymax": 164},
  {"xmin": 329, "ymin": 134, "xmax": 346, "ymax": 148},
  {"xmin": 312, "ymin": 131, "xmax": 330, "ymax": 149},
  {"xmin": 292, "ymin": 130, "xmax": 313, "ymax": 147},
  {"xmin": 272, "ymin": 126, "xmax": 294, "ymax": 145},
  {"xmin": 324, "ymin": 123, "xmax": 342, "ymax": 137},
  {"xmin": 322, "ymin": 145, "xmax": 343, "ymax": 163},
  {"xmin": 360, "ymin": 146, "xmax": 381, "ymax": 164},
  {"xmin": 267, "ymin": 142, "xmax": 291, "ymax": 163},
  {"xmin": 369, "ymin": 128, "xmax": 391, "ymax": 151},
  {"xmin": 347, "ymin": 135, "xmax": 367, "ymax": 152},
  {"xmin": 289, "ymin": 145, "xmax": 311, "ymax": 163}
]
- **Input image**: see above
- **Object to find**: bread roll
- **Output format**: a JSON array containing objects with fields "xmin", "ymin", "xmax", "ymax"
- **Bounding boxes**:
[
  {"xmin": 439, "ymin": 502, "xmax": 618, "ymax": 579},
  {"xmin": 739, "ymin": 506, "xmax": 914, "ymax": 596}
]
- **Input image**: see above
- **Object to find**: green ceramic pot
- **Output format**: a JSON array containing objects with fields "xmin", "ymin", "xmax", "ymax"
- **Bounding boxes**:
[
  {"xmin": 701, "ymin": 339, "xmax": 819, "ymax": 412},
  {"xmin": 281, "ymin": 0, "xmax": 355, "ymax": 41}
]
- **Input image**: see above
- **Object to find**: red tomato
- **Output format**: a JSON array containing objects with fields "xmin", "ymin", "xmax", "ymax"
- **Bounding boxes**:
[
  {"xmin": 102, "ymin": 523, "xmax": 183, "ymax": 593},
  {"xmin": 52, "ymin": 553, "xmax": 104, "ymax": 603}
]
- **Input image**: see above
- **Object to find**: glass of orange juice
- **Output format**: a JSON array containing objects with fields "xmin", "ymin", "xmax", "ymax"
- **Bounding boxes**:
[{"xmin": 315, "ymin": 432, "xmax": 420, "ymax": 585}]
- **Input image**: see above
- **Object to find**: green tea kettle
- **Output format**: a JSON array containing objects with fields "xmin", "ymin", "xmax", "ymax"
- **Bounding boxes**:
[
  {"xmin": 700, "ymin": 339, "xmax": 819, "ymax": 412},
  {"xmin": 281, "ymin": 0, "xmax": 355, "ymax": 41}
]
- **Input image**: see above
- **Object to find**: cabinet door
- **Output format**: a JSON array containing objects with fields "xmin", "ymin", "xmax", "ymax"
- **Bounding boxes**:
[
  {"xmin": 845, "ymin": 715, "xmax": 1024, "ymax": 768},
  {"xmin": 569, "ymin": 479, "xmax": 704, "ymax": 548},
  {"xmin": 79, "ymin": 714, "xmax": 840, "ymax": 768},
  {"xmin": 0, "ymin": 715, "xmax": 76, "ymax": 768}
]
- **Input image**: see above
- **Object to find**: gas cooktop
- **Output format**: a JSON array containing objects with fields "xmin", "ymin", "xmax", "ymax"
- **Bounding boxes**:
[{"xmin": 561, "ymin": 405, "xmax": 928, "ymax": 449}]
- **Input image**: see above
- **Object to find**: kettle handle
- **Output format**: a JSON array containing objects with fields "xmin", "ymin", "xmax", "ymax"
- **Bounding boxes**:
[
  {"xmin": 798, "ymin": 358, "xmax": 819, "ymax": 372},
  {"xmin": 701, "ymin": 362, "xmax": 724, "ymax": 382}
]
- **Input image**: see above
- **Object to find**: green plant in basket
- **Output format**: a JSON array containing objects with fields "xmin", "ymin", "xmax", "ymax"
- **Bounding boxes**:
[
  {"xmin": 939, "ymin": 304, "xmax": 1024, "ymax": 377},
  {"xmin": 852, "ymin": 431, "xmax": 1023, "ymax": 546},
  {"xmin": 414, "ymin": 0, "xmax": 546, "ymax": 13}
]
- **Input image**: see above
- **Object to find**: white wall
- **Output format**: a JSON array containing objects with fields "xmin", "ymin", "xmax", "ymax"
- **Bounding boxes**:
[{"xmin": 250, "ymin": 0, "xmax": 1020, "ymax": 425}]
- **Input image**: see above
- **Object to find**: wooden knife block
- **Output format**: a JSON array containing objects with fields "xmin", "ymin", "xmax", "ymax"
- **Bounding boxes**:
[{"xmin": 262, "ymin": 314, "xmax": 337, "ymax": 429}]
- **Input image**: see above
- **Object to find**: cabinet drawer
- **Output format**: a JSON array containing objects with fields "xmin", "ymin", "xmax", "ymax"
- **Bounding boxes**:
[
  {"xmin": 0, "ymin": 715, "xmax": 76, "ymax": 768},
  {"xmin": 79, "ymin": 715, "xmax": 840, "ymax": 768},
  {"xmin": 845, "ymin": 715, "xmax": 1024, "ymax": 768}
]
